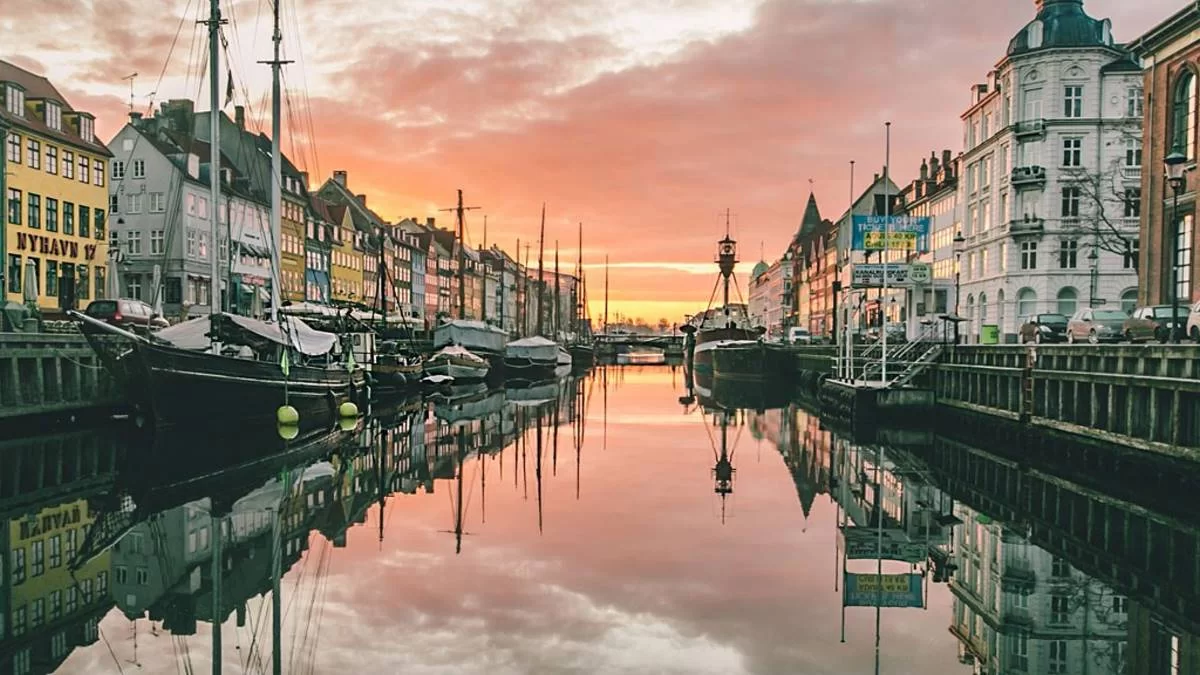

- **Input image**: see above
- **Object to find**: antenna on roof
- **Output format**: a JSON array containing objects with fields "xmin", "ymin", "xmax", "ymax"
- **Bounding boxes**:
[{"xmin": 122, "ymin": 73, "xmax": 138, "ymax": 114}]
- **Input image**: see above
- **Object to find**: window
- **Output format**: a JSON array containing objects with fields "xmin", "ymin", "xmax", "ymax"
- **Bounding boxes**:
[
  {"xmin": 45, "ymin": 101, "xmax": 61, "ymax": 130},
  {"xmin": 63, "ymin": 150, "xmax": 74, "ymax": 179},
  {"xmin": 80, "ymin": 116, "xmax": 95, "ymax": 143},
  {"xmin": 127, "ymin": 193, "xmax": 142, "ymax": 213},
  {"xmin": 6, "ymin": 84, "xmax": 25, "ymax": 116},
  {"xmin": 112, "ymin": 160, "xmax": 126, "ymax": 179},
  {"xmin": 49, "ymin": 590, "xmax": 62, "ymax": 620},
  {"xmin": 46, "ymin": 145, "xmax": 57, "ymax": 174},
  {"xmin": 66, "ymin": 587, "xmax": 77, "ymax": 614},
  {"xmin": 6, "ymin": 132, "xmax": 20, "ymax": 162},
  {"xmin": 30, "ymin": 599, "xmax": 43, "ymax": 628},
  {"xmin": 79, "ymin": 204, "xmax": 90, "ymax": 238},
  {"xmin": 1000, "ymin": 242, "xmax": 1008, "ymax": 272},
  {"xmin": 96, "ymin": 267, "xmax": 106, "ymax": 299},
  {"xmin": 1059, "ymin": 239, "xmax": 1078, "ymax": 269},
  {"xmin": 82, "ymin": 578, "xmax": 93, "ymax": 603},
  {"xmin": 46, "ymin": 197, "xmax": 57, "ymax": 232},
  {"xmin": 1010, "ymin": 633, "xmax": 1028, "ymax": 671},
  {"xmin": 78, "ymin": 265, "xmax": 89, "ymax": 300},
  {"xmin": 199, "ymin": 233, "xmax": 209, "ymax": 260},
  {"xmin": 1021, "ymin": 241, "xmax": 1038, "ymax": 270},
  {"xmin": 94, "ymin": 159, "xmax": 104, "ymax": 187},
  {"xmin": 1176, "ymin": 213, "xmax": 1193, "ymax": 300},
  {"xmin": 46, "ymin": 261, "xmax": 57, "ymax": 298},
  {"xmin": 1050, "ymin": 594, "xmax": 1070, "ymax": 624},
  {"xmin": 8, "ymin": 188, "xmax": 21, "ymax": 225},
  {"xmin": 1049, "ymin": 639, "xmax": 1068, "ymax": 674},
  {"xmin": 26, "ymin": 139, "xmax": 40, "ymax": 169},
  {"xmin": 31, "ymin": 540, "xmax": 44, "ymax": 576},
  {"xmin": 1062, "ymin": 137, "xmax": 1082, "ymax": 166},
  {"xmin": 151, "ymin": 229, "xmax": 165, "ymax": 255},
  {"xmin": 95, "ymin": 209, "xmax": 105, "ymax": 240},
  {"xmin": 1017, "ymin": 288, "xmax": 1037, "ymax": 318},
  {"xmin": 1125, "ymin": 188, "xmax": 1142, "ymax": 218},
  {"xmin": 13, "ymin": 606, "xmax": 25, "ymax": 637},
  {"xmin": 1061, "ymin": 186, "xmax": 1081, "ymax": 218},
  {"xmin": 116, "ymin": 566, "xmax": 129, "ymax": 584},
  {"xmin": 166, "ymin": 277, "xmax": 182, "ymax": 303},
  {"xmin": 1064, "ymin": 85, "xmax": 1083, "ymax": 118},
  {"xmin": 1124, "ymin": 238, "xmax": 1139, "ymax": 269},
  {"xmin": 79, "ymin": 155, "xmax": 89, "ymax": 184},
  {"xmin": 49, "ymin": 535, "xmax": 61, "ymax": 568},
  {"xmin": 135, "ymin": 567, "xmax": 150, "ymax": 585},
  {"xmin": 187, "ymin": 230, "xmax": 197, "ymax": 258},
  {"xmin": 133, "ymin": 159, "xmax": 145, "ymax": 178},
  {"xmin": 1057, "ymin": 287, "xmax": 1079, "ymax": 316},
  {"xmin": 110, "ymin": 193, "xmax": 120, "ymax": 214},
  {"xmin": 1173, "ymin": 71, "xmax": 1198, "ymax": 159},
  {"xmin": 1125, "ymin": 138, "xmax": 1142, "ymax": 167},
  {"xmin": 1127, "ymin": 86, "xmax": 1144, "ymax": 118},
  {"xmin": 126, "ymin": 275, "xmax": 142, "ymax": 300},
  {"xmin": 27, "ymin": 193, "xmax": 40, "ymax": 230},
  {"xmin": 126, "ymin": 230, "xmax": 142, "ymax": 255},
  {"xmin": 63, "ymin": 201, "xmax": 74, "ymax": 235},
  {"xmin": 11, "ymin": 546, "xmax": 26, "ymax": 584},
  {"xmin": 981, "ymin": 199, "xmax": 991, "ymax": 231},
  {"xmin": 66, "ymin": 529, "xmax": 76, "ymax": 562},
  {"xmin": 150, "ymin": 192, "xmax": 166, "ymax": 212}
]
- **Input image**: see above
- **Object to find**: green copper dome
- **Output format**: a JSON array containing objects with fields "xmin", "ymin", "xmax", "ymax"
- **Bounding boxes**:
[
  {"xmin": 751, "ymin": 260, "xmax": 769, "ymax": 280},
  {"xmin": 1007, "ymin": 0, "xmax": 1114, "ymax": 57}
]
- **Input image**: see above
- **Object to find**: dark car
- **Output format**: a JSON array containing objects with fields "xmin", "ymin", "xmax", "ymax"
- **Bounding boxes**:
[
  {"xmin": 1019, "ymin": 313, "xmax": 1068, "ymax": 343},
  {"xmin": 1066, "ymin": 308, "xmax": 1129, "ymax": 344},
  {"xmin": 84, "ymin": 298, "xmax": 169, "ymax": 335},
  {"xmin": 1123, "ymin": 305, "xmax": 1186, "ymax": 343}
]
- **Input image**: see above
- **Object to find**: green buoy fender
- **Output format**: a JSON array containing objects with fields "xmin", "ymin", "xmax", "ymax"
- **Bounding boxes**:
[
  {"xmin": 339, "ymin": 401, "xmax": 359, "ymax": 418},
  {"xmin": 277, "ymin": 424, "xmax": 299, "ymax": 440},
  {"xmin": 277, "ymin": 405, "xmax": 300, "ymax": 425}
]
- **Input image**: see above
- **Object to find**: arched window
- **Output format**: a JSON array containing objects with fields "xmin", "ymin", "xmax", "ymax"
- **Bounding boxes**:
[
  {"xmin": 1057, "ymin": 287, "xmax": 1079, "ymax": 316},
  {"xmin": 997, "ymin": 289, "xmax": 1006, "ymax": 329},
  {"xmin": 1017, "ymin": 288, "xmax": 1037, "ymax": 319},
  {"xmin": 979, "ymin": 292, "xmax": 989, "ymax": 322},
  {"xmin": 1120, "ymin": 288, "xmax": 1138, "ymax": 314},
  {"xmin": 1172, "ymin": 70, "xmax": 1197, "ymax": 160}
]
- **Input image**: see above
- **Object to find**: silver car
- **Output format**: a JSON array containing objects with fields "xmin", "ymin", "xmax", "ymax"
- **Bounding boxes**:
[{"xmin": 1066, "ymin": 308, "xmax": 1128, "ymax": 344}]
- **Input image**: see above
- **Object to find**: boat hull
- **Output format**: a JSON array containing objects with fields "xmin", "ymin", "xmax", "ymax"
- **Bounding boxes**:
[
  {"xmin": 692, "ymin": 327, "xmax": 757, "ymax": 376},
  {"xmin": 711, "ymin": 342, "xmax": 794, "ymax": 381},
  {"xmin": 424, "ymin": 360, "xmax": 490, "ymax": 382}
]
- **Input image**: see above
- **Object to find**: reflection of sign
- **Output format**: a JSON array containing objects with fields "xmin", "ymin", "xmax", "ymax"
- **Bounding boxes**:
[
  {"xmin": 841, "ymin": 527, "xmax": 928, "ymax": 563},
  {"xmin": 18, "ymin": 503, "xmax": 84, "ymax": 541},
  {"xmin": 851, "ymin": 215, "xmax": 932, "ymax": 251},
  {"xmin": 843, "ymin": 573, "xmax": 924, "ymax": 608},
  {"xmin": 852, "ymin": 264, "xmax": 910, "ymax": 288},
  {"xmin": 908, "ymin": 263, "xmax": 931, "ymax": 284}
]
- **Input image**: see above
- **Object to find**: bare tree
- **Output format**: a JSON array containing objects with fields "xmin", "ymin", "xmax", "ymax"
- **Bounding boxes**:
[{"xmin": 1060, "ymin": 127, "xmax": 1143, "ymax": 274}]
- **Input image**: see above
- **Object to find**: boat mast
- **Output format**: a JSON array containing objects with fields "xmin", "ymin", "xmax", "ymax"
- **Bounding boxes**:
[
  {"xmin": 717, "ymin": 209, "xmax": 737, "ymax": 329},
  {"xmin": 265, "ymin": 0, "xmax": 289, "ymax": 323},
  {"xmin": 536, "ymin": 204, "xmax": 546, "ymax": 336},
  {"xmin": 481, "ymin": 215, "xmax": 488, "ymax": 324},
  {"xmin": 603, "ymin": 255, "xmax": 609, "ymax": 333},
  {"xmin": 206, "ymin": 0, "xmax": 224, "ymax": 323},
  {"xmin": 575, "ymin": 223, "xmax": 582, "ymax": 339},
  {"xmin": 457, "ymin": 190, "xmax": 466, "ymax": 320},
  {"xmin": 554, "ymin": 241, "xmax": 561, "ymax": 340}
]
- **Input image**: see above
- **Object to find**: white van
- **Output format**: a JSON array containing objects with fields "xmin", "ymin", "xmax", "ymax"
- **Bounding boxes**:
[{"xmin": 787, "ymin": 327, "xmax": 812, "ymax": 344}]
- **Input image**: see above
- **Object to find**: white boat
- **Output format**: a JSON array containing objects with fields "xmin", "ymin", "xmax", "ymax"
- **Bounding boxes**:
[
  {"xmin": 433, "ymin": 319, "xmax": 508, "ymax": 361},
  {"xmin": 555, "ymin": 345, "xmax": 573, "ymax": 378},
  {"xmin": 424, "ymin": 345, "xmax": 490, "ymax": 382},
  {"xmin": 505, "ymin": 335, "xmax": 558, "ymax": 381}
]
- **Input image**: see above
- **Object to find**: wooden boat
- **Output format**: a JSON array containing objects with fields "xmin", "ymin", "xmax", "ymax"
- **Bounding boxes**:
[
  {"xmin": 710, "ymin": 339, "xmax": 794, "ymax": 381},
  {"xmin": 424, "ymin": 345, "xmax": 490, "ymax": 382},
  {"xmin": 73, "ymin": 311, "xmax": 363, "ymax": 429}
]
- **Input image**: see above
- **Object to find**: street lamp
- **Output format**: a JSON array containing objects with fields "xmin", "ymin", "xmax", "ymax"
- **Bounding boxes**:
[
  {"xmin": 952, "ymin": 231, "xmax": 965, "ymax": 345},
  {"xmin": 1165, "ymin": 148, "xmax": 1188, "ymax": 343},
  {"xmin": 1088, "ymin": 247, "xmax": 1099, "ymax": 308}
]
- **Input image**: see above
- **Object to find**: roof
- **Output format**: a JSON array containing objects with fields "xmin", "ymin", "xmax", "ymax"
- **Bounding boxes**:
[
  {"xmin": 1099, "ymin": 52, "xmax": 1143, "ymax": 73},
  {"xmin": 1006, "ymin": 0, "xmax": 1118, "ymax": 57},
  {"xmin": 1130, "ymin": 2, "xmax": 1200, "ymax": 56},
  {"xmin": 0, "ymin": 59, "xmax": 111, "ymax": 156},
  {"xmin": 309, "ymin": 194, "xmax": 335, "ymax": 223},
  {"xmin": 798, "ymin": 192, "xmax": 823, "ymax": 238},
  {"xmin": 751, "ymin": 260, "xmax": 770, "ymax": 280}
]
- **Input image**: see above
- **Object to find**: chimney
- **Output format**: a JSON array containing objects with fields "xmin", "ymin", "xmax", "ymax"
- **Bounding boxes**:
[
  {"xmin": 942, "ymin": 149, "xmax": 953, "ymax": 171},
  {"xmin": 356, "ymin": 194, "xmax": 367, "ymax": 207},
  {"xmin": 919, "ymin": 159, "xmax": 929, "ymax": 181},
  {"xmin": 234, "ymin": 105, "xmax": 245, "ymax": 130},
  {"xmin": 426, "ymin": 217, "xmax": 435, "ymax": 228},
  {"xmin": 333, "ymin": 170, "xmax": 347, "ymax": 187},
  {"xmin": 930, "ymin": 151, "xmax": 940, "ymax": 177}
]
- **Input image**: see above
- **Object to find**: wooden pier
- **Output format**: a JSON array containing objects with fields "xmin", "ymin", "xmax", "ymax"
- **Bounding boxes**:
[{"xmin": 0, "ymin": 334, "xmax": 123, "ymax": 428}]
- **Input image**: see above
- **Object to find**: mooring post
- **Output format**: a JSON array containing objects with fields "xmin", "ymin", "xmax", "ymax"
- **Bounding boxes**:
[{"xmin": 1020, "ymin": 344, "xmax": 1035, "ymax": 424}]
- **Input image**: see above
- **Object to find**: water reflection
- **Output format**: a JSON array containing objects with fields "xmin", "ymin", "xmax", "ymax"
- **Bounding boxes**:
[{"xmin": 1, "ymin": 368, "xmax": 1198, "ymax": 673}]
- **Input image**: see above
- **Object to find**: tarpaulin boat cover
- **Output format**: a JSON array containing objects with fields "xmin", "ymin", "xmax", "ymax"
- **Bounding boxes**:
[
  {"xmin": 433, "ymin": 319, "xmax": 508, "ymax": 353},
  {"xmin": 430, "ymin": 345, "xmax": 488, "ymax": 363},
  {"xmin": 153, "ymin": 313, "xmax": 338, "ymax": 357},
  {"xmin": 505, "ymin": 335, "xmax": 558, "ymax": 361}
]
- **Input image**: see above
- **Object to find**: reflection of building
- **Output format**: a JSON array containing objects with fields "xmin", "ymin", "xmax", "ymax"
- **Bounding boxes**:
[
  {"xmin": 948, "ymin": 503, "xmax": 1126, "ymax": 675},
  {"xmin": 1125, "ymin": 598, "xmax": 1199, "ymax": 674}
]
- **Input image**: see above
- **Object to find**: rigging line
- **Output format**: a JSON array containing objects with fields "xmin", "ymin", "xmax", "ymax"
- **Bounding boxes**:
[
  {"xmin": 300, "ymin": 540, "xmax": 333, "ymax": 675},
  {"xmin": 699, "ymin": 274, "xmax": 722, "ymax": 328},
  {"xmin": 284, "ymin": 0, "xmax": 322, "ymax": 181},
  {"xmin": 291, "ymin": 537, "xmax": 328, "ymax": 674}
]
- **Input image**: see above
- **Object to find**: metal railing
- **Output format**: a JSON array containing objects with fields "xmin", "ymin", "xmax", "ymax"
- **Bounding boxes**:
[{"xmin": 859, "ymin": 322, "xmax": 943, "ymax": 384}]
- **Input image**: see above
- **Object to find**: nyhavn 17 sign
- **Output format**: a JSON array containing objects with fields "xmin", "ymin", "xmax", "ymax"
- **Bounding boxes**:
[{"xmin": 851, "ymin": 215, "xmax": 931, "ymax": 252}]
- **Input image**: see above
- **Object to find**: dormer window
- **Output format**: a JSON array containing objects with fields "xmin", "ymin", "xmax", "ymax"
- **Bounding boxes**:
[
  {"xmin": 1027, "ymin": 21, "xmax": 1044, "ymax": 50},
  {"xmin": 44, "ymin": 102, "xmax": 61, "ymax": 131},
  {"xmin": 79, "ymin": 116, "xmax": 94, "ymax": 143},
  {"xmin": 5, "ymin": 84, "xmax": 24, "ymax": 117}
]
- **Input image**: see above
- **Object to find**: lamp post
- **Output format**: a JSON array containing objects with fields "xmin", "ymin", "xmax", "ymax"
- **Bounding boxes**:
[
  {"xmin": 1165, "ymin": 149, "xmax": 1188, "ymax": 344},
  {"xmin": 1087, "ymin": 247, "xmax": 1099, "ymax": 309},
  {"xmin": 952, "ymin": 231, "xmax": 965, "ymax": 344}
]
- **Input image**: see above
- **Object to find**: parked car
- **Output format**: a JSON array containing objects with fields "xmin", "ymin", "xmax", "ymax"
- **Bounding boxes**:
[
  {"xmin": 1066, "ymin": 308, "xmax": 1128, "ymax": 344},
  {"xmin": 1186, "ymin": 302, "xmax": 1200, "ymax": 342},
  {"xmin": 1019, "ymin": 313, "xmax": 1069, "ymax": 343},
  {"xmin": 787, "ymin": 327, "xmax": 812, "ymax": 344},
  {"xmin": 1123, "ymin": 305, "xmax": 1186, "ymax": 343},
  {"xmin": 84, "ymin": 298, "xmax": 169, "ymax": 335}
]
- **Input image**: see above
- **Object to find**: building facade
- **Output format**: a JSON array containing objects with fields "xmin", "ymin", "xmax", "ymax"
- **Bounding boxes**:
[
  {"xmin": 747, "ymin": 259, "xmax": 789, "ymax": 339},
  {"xmin": 895, "ymin": 150, "xmax": 961, "ymax": 339},
  {"xmin": 328, "ymin": 204, "xmax": 360, "ymax": 304},
  {"xmin": 305, "ymin": 197, "xmax": 332, "ymax": 304},
  {"xmin": 1131, "ymin": 5, "xmax": 1200, "ymax": 314},
  {"xmin": 957, "ymin": 0, "xmax": 1142, "ymax": 342},
  {"xmin": 2, "ymin": 61, "xmax": 111, "ymax": 312}
]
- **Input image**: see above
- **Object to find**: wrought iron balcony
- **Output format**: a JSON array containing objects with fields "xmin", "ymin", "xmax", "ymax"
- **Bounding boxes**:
[
  {"xmin": 1010, "ymin": 165, "xmax": 1047, "ymax": 187},
  {"xmin": 1013, "ymin": 119, "xmax": 1046, "ymax": 138}
]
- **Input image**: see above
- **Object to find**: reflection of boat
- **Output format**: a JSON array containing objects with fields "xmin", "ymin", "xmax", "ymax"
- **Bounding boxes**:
[
  {"xmin": 433, "ymin": 386, "xmax": 505, "ymax": 425},
  {"xmin": 688, "ymin": 213, "xmax": 758, "ymax": 376},
  {"xmin": 505, "ymin": 380, "xmax": 559, "ymax": 408},
  {"xmin": 424, "ymin": 345, "xmax": 490, "ymax": 382},
  {"xmin": 617, "ymin": 349, "xmax": 665, "ymax": 365},
  {"xmin": 74, "ymin": 311, "xmax": 364, "ymax": 429},
  {"xmin": 555, "ymin": 345, "xmax": 573, "ymax": 378}
]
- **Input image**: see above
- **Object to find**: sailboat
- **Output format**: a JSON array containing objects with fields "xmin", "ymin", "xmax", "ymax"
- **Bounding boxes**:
[
  {"xmin": 684, "ymin": 210, "xmax": 758, "ymax": 379},
  {"xmin": 567, "ymin": 223, "xmax": 595, "ymax": 367},
  {"xmin": 72, "ymin": 0, "xmax": 363, "ymax": 428},
  {"xmin": 427, "ymin": 189, "xmax": 501, "ymax": 382},
  {"xmin": 505, "ymin": 205, "xmax": 566, "ymax": 383}
]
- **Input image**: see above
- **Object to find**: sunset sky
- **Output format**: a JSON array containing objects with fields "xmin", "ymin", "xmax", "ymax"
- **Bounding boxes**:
[{"xmin": 1, "ymin": 0, "xmax": 1180, "ymax": 323}]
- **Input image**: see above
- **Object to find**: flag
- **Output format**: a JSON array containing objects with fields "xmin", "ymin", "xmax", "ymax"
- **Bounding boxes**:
[
  {"xmin": 345, "ymin": 348, "xmax": 356, "ymax": 372},
  {"xmin": 280, "ymin": 350, "xmax": 290, "ymax": 377},
  {"xmin": 224, "ymin": 68, "xmax": 234, "ymax": 108}
]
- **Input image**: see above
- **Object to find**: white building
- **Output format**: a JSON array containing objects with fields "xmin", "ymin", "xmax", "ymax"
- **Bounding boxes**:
[
  {"xmin": 895, "ymin": 150, "xmax": 962, "ymax": 341},
  {"xmin": 748, "ymin": 258, "xmax": 789, "ymax": 339},
  {"xmin": 957, "ymin": 0, "xmax": 1143, "ymax": 342}
]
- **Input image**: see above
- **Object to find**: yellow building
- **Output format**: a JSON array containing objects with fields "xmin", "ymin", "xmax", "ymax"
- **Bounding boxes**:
[
  {"xmin": 2, "ymin": 60, "xmax": 111, "ymax": 311},
  {"xmin": 328, "ymin": 203, "xmax": 363, "ymax": 303}
]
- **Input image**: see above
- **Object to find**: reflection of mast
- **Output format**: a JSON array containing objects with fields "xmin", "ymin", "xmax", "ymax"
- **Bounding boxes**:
[
  {"xmin": 552, "ymin": 400, "xmax": 560, "ymax": 476},
  {"xmin": 713, "ymin": 411, "xmax": 736, "ymax": 525},
  {"xmin": 453, "ymin": 428, "xmax": 466, "ymax": 553},
  {"xmin": 536, "ymin": 410, "xmax": 544, "ymax": 533},
  {"xmin": 481, "ymin": 448, "xmax": 487, "ymax": 524},
  {"xmin": 211, "ymin": 512, "xmax": 223, "ymax": 675},
  {"xmin": 377, "ymin": 428, "xmax": 386, "ymax": 547},
  {"xmin": 602, "ymin": 366, "xmax": 609, "ymax": 450}
]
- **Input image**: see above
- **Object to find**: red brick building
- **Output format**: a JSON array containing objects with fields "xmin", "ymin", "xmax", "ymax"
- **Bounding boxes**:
[{"xmin": 1132, "ymin": 5, "xmax": 1200, "ymax": 308}]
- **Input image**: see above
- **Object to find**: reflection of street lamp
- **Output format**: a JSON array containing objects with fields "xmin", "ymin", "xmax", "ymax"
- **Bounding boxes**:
[{"xmin": 1166, "ymin": 149, "xmax": 1188, "ymax": 343}]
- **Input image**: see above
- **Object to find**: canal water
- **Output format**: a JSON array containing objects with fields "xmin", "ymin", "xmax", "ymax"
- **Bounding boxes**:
[{"xmin": 3, "ymin": 366, "xmax": 1197, "ymax": 674}]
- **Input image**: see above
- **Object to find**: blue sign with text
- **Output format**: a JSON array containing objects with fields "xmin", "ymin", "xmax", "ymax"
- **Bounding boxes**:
[
  {"xmin": 851, "ymin": 215, "xmax": 932, "ymax": 252},
  {"xmin": 843, "ymin": 573, "xmax": 924, "ymax": 608}
]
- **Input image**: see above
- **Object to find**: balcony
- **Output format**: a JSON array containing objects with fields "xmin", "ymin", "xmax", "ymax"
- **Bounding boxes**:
[
  {"xmin": 1010, "ymin": 165, "xmax": 1047, "ymax": 188},
  {"xmin": 1013, "ymin": 119, "xmax": 1046, "ymax": 138},
  {"xmin": 1001, "ymin": 606, "xmax": 1035, "ymax": 628},
  {"xmin": 1008, "ymin": 216, "xmax": 1045, "ymax": 235},
  {"xmin": 1121, "ymin": 165, "xmax": 1142, "ymax": 182}
]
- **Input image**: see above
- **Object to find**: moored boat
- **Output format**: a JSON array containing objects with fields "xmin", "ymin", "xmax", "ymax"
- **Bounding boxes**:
[
  {"xmin": 505, "ymin": 335, "xmax": 558, "ymax": 383},
  {"xmin": 433, "ymin": 319, "xmax": 508, "ymax": 366},
  {"xmin": 555, "ymin": 344, "xmax": 573, "ymax": 378},
  {"xmin": 424, "ymin": 345, "xmax": 490, "ymax": 382},
  {"xmin": 690, "ymin": 219, "xmax": 758, "ymax": 375},
  {"xmin": 710, "ymin": 339, "xmax": 794, "ymax": 381}
]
